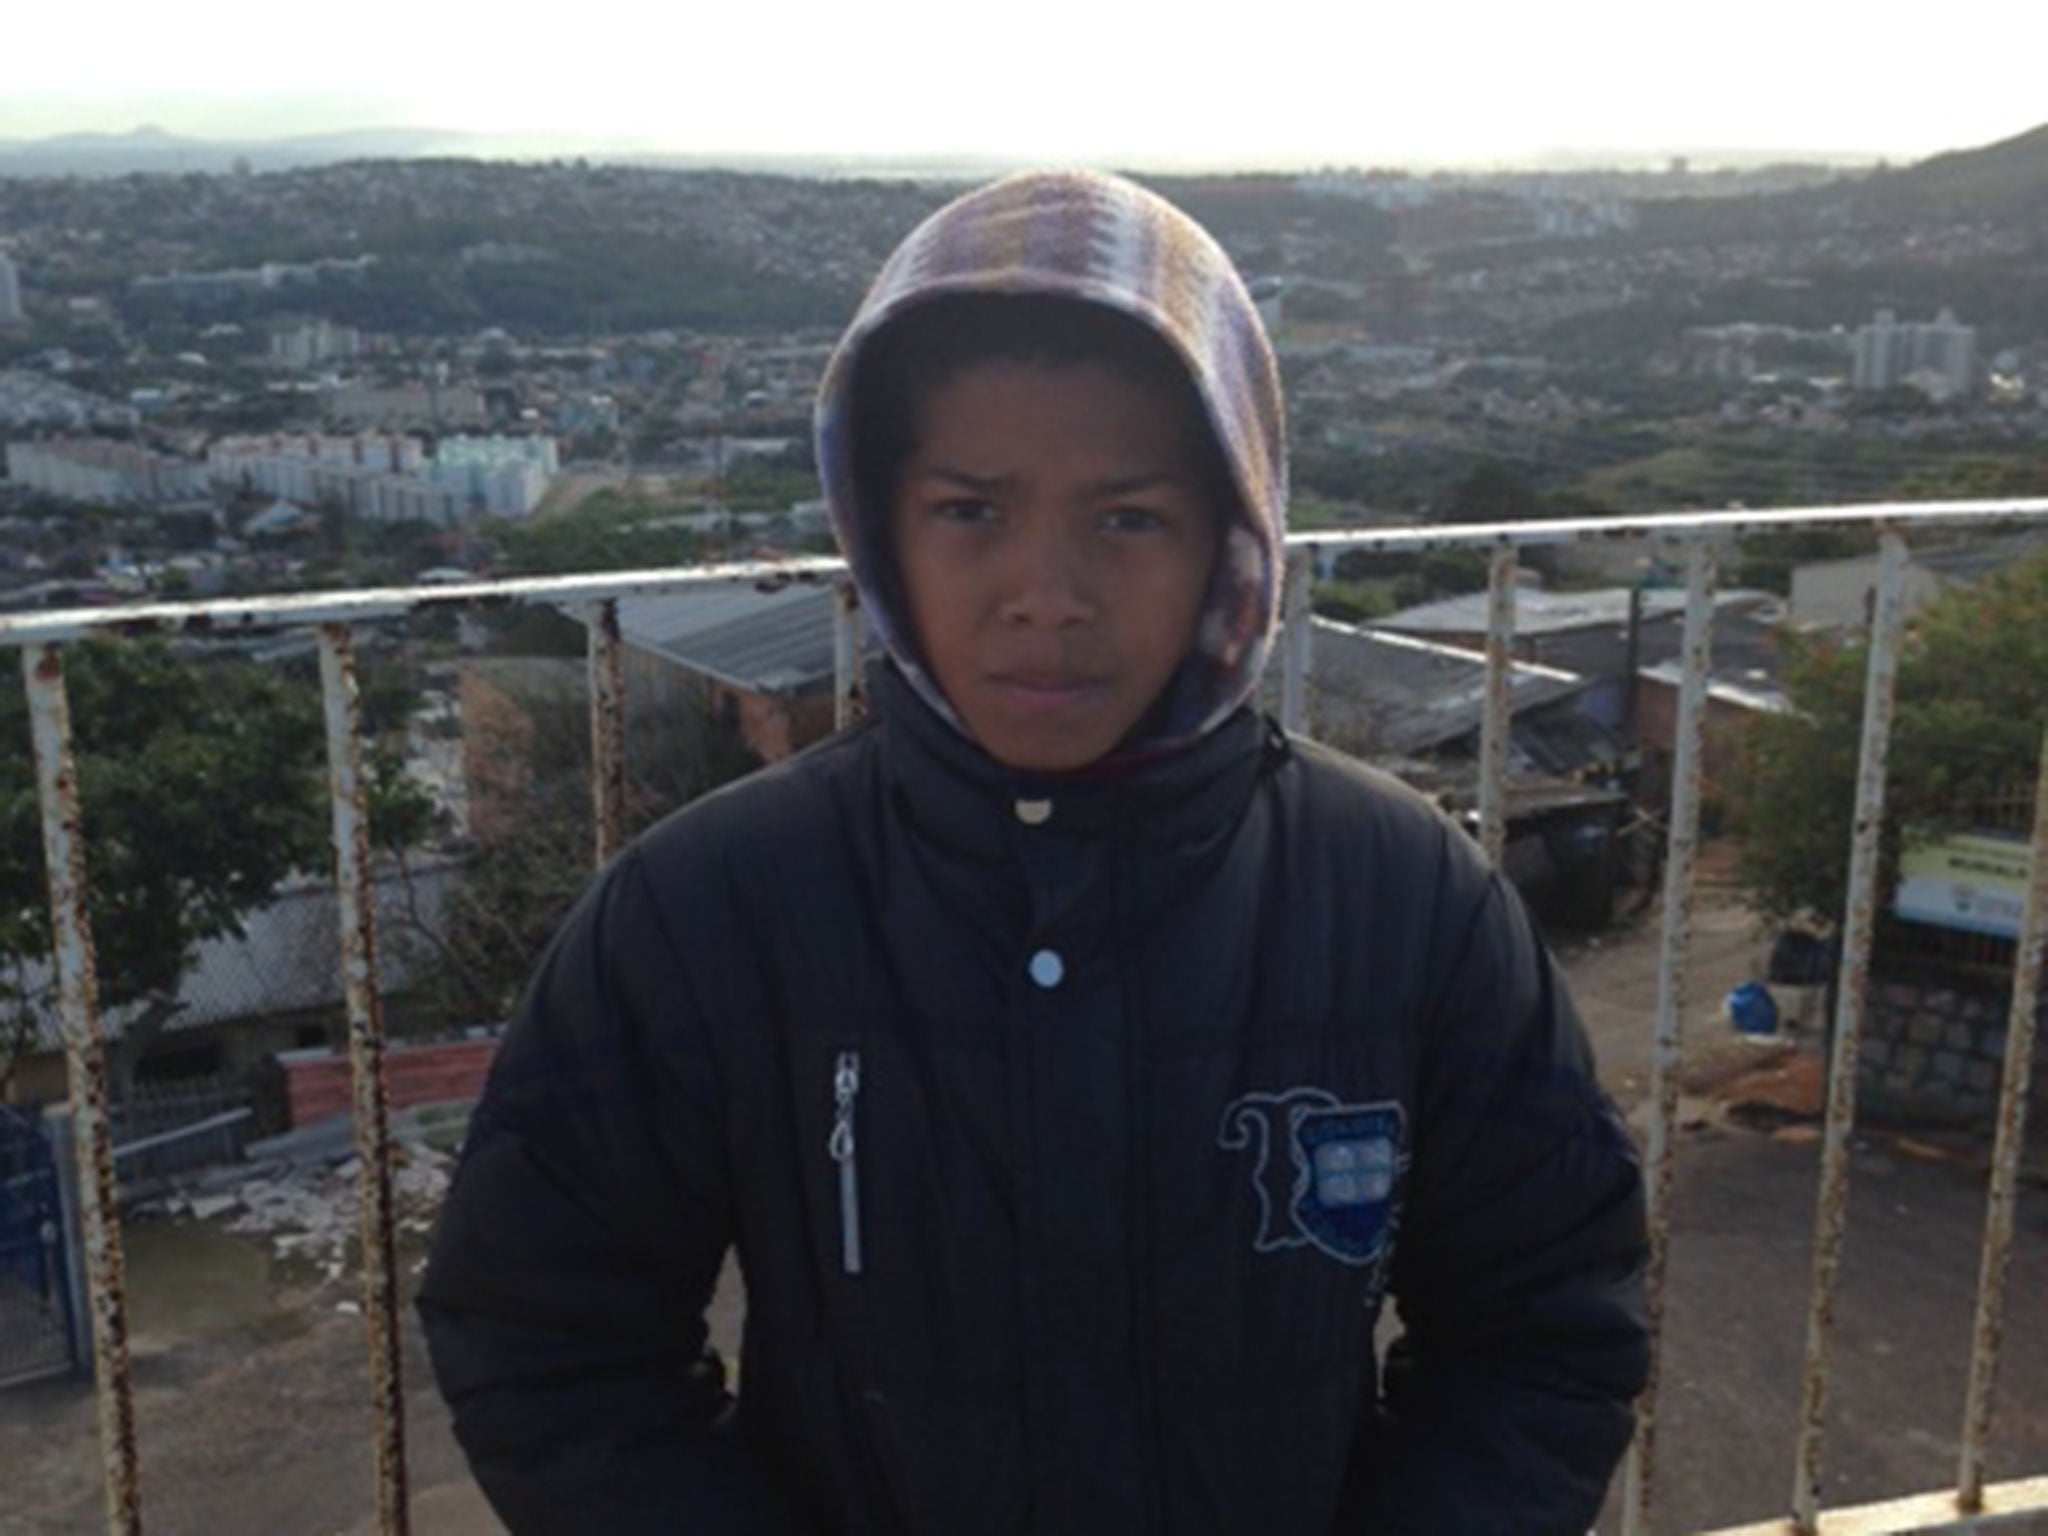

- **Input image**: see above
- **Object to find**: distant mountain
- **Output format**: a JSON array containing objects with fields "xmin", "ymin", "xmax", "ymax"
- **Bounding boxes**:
[
  {"xmin": 1634, "ymin": 120, "xmax": 2048, "ymax": 248},
  {"xmin": 0, "ymin": 125, "xmax": 481, "ymax": 176},
  {"xmin": 0, "ymin": 124, "xmax": 1042, "ymax": 182},
  {"xmin": 1852, "ymin": 120, "xmax": 2048, "ymax": 213},
  {"xmin": 0, "ymin": 122, "xmax": 2010, "ymax": 186}
]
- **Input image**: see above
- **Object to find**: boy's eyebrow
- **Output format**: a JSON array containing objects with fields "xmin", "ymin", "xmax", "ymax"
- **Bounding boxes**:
[
  {"xmin": 911, "ymin": 464, "xmax": 1188, "ymax": 497},
  {"xmin": 915, "ymin": 464, "xmax": 1016, "ymax": 495},
  {"xmin": 1085, "ymin": 472, "xmax": 1184, "ymax": 497}
]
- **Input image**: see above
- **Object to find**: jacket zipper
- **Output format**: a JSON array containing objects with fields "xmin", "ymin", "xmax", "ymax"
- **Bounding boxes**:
[{"xmin": 830, "ymin": 1048, "xmax": 864, "ymax": 1276}]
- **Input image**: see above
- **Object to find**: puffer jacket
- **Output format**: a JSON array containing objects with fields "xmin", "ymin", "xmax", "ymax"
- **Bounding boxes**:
[{"xmin": 418, "ymin": 664, "xmax": 1649, "ymax": 1536}]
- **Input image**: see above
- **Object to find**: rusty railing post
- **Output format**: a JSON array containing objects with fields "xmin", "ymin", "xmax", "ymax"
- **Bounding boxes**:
[
  {"xmin": 586, "ymin": 598, "xmax": 626, "ymax": 867},
  {"xmin": 1621, "ymin": 539, "xmax": 1717, "ymax": 1536},
  {"xmin": 316, "ymin": 623, "xmax": 411, "ymax": 1536},
  {"xmin": 1791, "ymin": 529, "xmax": 1910, "ymax": 1533},
  {"xmin": 1956, "ymin": 722, "xmax": 2048, "ymax": 1511},
  {"xmin": 1279, "ymin": 544, "xmax": 1313, "ymax": 736},
  {"xmin": 23, "ymin": 643, "xmax": 142, "ymax": 1536},
  {"xmin": 834, "ymin": 579, "xmax": 866, "ymax": 729},
  {"xmin": 1478, "ymin": 542, "xmax": 1519, "ymax": 867}
]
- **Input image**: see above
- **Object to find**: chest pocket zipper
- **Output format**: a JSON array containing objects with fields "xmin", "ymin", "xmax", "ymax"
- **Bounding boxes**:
[{"xmin": 830, "ymin": 1049, "xmax": 864, "ymax": 1276}]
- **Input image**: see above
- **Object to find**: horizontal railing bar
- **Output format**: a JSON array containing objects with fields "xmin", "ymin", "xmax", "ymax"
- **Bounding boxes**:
[
  {"xmin": 4, "ymin": 498, "xmax": 2047, "ymax": 650},
  {"xmin": 1285, "ymin": 496, "xmax": 2048, "ymax": 555},
  {"xmin": 109, "ymin": 1107, "xmax": 252, "ymax": 1163},
  {"xmin": 1696, "ymin": 1473, "xmax": 2048, "ymax": 1535},
  {"xmin": 0, "ymin": 555, "xmax": 847, "ymax": 648}
]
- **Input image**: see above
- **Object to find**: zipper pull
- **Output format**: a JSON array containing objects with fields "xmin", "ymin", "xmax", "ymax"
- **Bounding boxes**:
[{"xmin": 830, "ymin": 1050, "xmax": 863, "ymax": 1276}]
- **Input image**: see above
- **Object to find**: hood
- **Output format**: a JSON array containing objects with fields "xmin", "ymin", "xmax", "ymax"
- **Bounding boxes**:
[{"xmin": 814, "ymin": 169, "xmax": 1288, "ymax": 759}]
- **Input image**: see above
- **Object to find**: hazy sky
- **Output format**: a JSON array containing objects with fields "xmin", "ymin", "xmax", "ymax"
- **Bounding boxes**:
[{"xmin": 9, "ymin": 0, "xmax": 2046, "ymax": 168}]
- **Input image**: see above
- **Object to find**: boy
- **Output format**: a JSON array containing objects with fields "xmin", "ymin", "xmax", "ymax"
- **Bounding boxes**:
[{"xmin": 420, "ymin": 170, "xmax": 1649, "ymax": 1536}]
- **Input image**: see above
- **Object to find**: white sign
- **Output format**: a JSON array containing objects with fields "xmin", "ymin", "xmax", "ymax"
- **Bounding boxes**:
[{"xmin": 1893, "ymin": 829, "xmax": 2031, "ymax": 939}]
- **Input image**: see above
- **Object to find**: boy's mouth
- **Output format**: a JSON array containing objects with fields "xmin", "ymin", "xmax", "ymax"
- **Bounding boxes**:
[{"xmin": 984, "ymin": 670, "xmax": 1109, "ymax": 707}]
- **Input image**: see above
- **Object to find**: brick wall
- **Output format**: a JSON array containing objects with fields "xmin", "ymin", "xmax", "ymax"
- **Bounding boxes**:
[{"xmin": 276, "ymin": 1035, "xmax": 501, "ymax": 1129}]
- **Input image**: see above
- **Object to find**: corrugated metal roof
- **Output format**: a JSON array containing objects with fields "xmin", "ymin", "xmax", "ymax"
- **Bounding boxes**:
[
  {"xmin": 617, "ymin": 584, "xmax": 859, "ymax": 695},
  {"xmin": 1311, "ymin": 619, "xmax": 1587, "ymax": 756},
  {"xmin": 1639, "ymin": 660, "xmax": 1793, "ymax": 714},
  {"xmin": 1376, "ymin": 586, "xmax": 1695, "ymax": 637},
  {"xmin": 13, "ymin": 862, "xmax": 455, "ymax": 1054}
]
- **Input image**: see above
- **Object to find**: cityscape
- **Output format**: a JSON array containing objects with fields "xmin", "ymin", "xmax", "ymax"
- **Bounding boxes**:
[
  {"xmin": 2, "ymin": 104, "xmax": 2047, "ymax": 1536},
  {"xmin": 0, "ymin": 123, "xmax": 2044, "ymax": 610}
]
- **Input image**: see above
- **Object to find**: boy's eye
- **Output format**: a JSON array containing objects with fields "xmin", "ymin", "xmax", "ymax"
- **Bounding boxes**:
[
  {"xmin": 934, "ymin": 498, "xmax": 998, "ymax": 526},
  {"xmin": 1101, "ymin": 506, "xmax": 1167, "ymax": 534}
]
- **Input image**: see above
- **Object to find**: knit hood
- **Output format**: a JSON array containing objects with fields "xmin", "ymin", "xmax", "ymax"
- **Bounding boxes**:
[{"xmin": 815, "ymin": 169, "xmax": 1288, "ymax": 760}]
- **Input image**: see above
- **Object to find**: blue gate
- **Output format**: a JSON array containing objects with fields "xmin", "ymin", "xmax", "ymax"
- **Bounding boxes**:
[{"xmin": 0, "ymin": 1105, "xmax": 79, "ymax": 1386}]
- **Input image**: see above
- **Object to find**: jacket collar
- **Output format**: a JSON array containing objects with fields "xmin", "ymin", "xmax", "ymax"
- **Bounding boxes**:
[{"xmin": 876, "ymin": 663, "xmax": 1277, "ymax": 866}]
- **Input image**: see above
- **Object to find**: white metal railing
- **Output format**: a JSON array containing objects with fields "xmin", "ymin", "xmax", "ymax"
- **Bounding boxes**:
[{"xmin": 3, "ymin": 498, "xmax": 2045, "ymax": 1536}]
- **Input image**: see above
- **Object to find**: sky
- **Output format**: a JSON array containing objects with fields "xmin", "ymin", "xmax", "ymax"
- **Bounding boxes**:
[{"xmin": 8, "ymin": 0, "xmax": 2048, "ymax": 170}]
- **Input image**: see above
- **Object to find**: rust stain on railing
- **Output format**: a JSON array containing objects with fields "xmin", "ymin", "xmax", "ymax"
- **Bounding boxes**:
[
  {"xmin": 586, "ymin": 598, "xmax": 627, "ymax": 867},
  {"xmin": 1622, "ymin": 538, "xmax": 1718, "ymax": 1536},
  {"xmin": 1792, "ymin": 530, "xmax": 1911, "ymax": 1534},
  {"xmin": 317, "ymin": 625, "xmax": 410, "ymax": 1536},
  {"xmin": 22, "ymin": 644, "xmax": 142, "ymax": 1536},
  {"xmin": 1956, "ymin": 722, "xmax": 2048, "ymax": 1512},
  {"xmin": 1477, "ymin": 542, "xmax": 1518, "ymax": 868},
  {"xmin": 1280, "ymin": 545, "xmax": 1314, "ymax": 735},
  {"xmin": 833, "ymin": 580, "xmax": 867, "ymax": 729}
]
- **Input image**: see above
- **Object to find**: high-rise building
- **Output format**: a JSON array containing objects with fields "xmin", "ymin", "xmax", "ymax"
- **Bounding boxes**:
[
  {"xmin": 1850, "ymin": 308, "xmax": 1978, "ymax": 401},
  {"xmin": 0, "ymin": 254, "xmax": 23, "ymax": 324}
]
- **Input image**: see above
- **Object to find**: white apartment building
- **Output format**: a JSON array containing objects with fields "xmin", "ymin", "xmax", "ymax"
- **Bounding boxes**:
[
  {"xmin": 0, "ymin": 255, "xmax": 22, "ymax": 324},
  {"xmin": 1850, "ymin": 308, "xmax": 1978, "ymax": 401},
  {"xmin": 429, "ymin": 435, "xmax": 559, "ymax": 519},
  {"xmin": 6, "ymin": 438, "xmax": 209, "ymax": 504},
  {"xmin": 209, "ymin": 433, "xmax": 442, "ymax": 522},
  {"xmin": 206, "ymin": 431, "xmax": 556, "ymax": 525},
  {"xmin": 209, "ymin": 433, "xmax": 426, "ymax": 493},
  {"xmin": 270, "ymin": 319, "xmax": 363, "ymax": 369}
]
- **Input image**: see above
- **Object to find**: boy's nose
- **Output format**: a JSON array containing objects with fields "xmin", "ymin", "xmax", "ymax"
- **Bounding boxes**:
[{"xmin": 997, "ymin": 522, "xmax": 1094, "ymax": 628}]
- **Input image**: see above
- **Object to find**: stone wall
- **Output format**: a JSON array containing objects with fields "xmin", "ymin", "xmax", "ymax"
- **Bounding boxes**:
[{"xmin": 1860, "ymin": 968, "xmax": 2048, "ymax": 1125}]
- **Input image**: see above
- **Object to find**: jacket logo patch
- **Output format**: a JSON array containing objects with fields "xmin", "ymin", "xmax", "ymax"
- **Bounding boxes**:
[{"xmin": 1218, "ymin": 1089, "xmax": 1406, "ymax": 1267}]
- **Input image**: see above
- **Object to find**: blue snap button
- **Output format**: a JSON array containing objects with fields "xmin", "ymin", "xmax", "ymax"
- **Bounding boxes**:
[{"xmin": 1028, "ymin": 949, "xmax": 1065, "ymax": 989}]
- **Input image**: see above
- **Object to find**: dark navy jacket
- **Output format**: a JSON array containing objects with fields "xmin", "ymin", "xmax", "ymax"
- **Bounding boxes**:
[{"xmin": 419, "ymin": 671, "xmax": 1649, "ymax": 1535}]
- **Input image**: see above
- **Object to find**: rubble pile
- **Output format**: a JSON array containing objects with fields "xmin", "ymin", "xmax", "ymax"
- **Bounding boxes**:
[{"xmin": 163, "ymin": 1137, "xmax": 453, "ymax": 1288}]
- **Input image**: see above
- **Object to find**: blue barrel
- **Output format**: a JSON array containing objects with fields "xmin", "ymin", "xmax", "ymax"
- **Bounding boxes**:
[{"xmin": 1725, "ymin": 980, "xmax": 1780, "ymax": 1037}]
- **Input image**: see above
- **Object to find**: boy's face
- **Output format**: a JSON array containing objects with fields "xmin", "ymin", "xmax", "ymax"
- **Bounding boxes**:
[{"xmin": 891, "ymin": 359, "xmax": 1223, "ymax": 772}]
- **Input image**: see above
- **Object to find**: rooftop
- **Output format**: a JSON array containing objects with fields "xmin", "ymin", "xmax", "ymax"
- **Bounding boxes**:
[{"xmin": 618, "ymin": 581, "xmax": 864, "ymax": 695}]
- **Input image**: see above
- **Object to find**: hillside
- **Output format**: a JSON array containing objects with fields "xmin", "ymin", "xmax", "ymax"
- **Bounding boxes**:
[{"xmin": 1854, "ymin": 120, "xmax": 2048, "ymax": 216}]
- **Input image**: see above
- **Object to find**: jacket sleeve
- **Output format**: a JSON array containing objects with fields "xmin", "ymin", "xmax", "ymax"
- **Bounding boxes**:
[
  {"xmin": 416, "ymin": 847, "xmax": 804, "ymax": 1536},
  {"xmin": 1346, "ymin": 855, "xmax": 1651, "ymax": 1536}
]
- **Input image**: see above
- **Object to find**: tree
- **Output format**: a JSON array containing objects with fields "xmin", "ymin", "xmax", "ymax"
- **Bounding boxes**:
[
  {"xmin": 1727, "ymin": 550, "xmax": 2048, "ymax": 933},
  {"xmin": 1442, "ymin": 460, "xmax": 1545, "ymax": 523},
  {"xmin": 1, "ymin": 642, "xmax": 328, "ymax": 1094},
  {"xmin": 0, "ymin": 641, "xmax": 440, "ymax": 1096}
]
